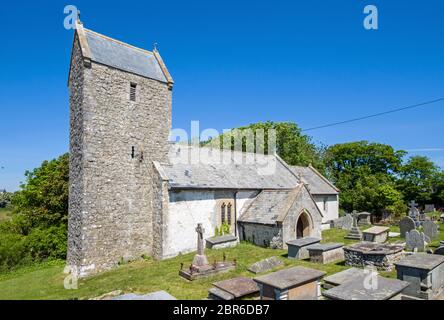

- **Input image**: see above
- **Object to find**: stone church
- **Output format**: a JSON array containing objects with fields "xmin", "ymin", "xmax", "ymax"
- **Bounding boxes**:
[{"xmin": 67, "ymin": 20, "xmax": 339, "ymax": 277}]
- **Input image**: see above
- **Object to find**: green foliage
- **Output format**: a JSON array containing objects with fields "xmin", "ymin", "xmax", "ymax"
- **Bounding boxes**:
[
  {"xmin": 0, "ymin": 154, "xmax": 69, "ymax": 271},
  {"xmin": 397, "ymin": 156, "xmax": 443, "ymax": 206},
  {"xmin": 215, "ymin": 223, "xmax": 231, "ymax": 236},
  {"xmin": 0, "ymin": 192, "xmax": 13, "ymax": 208},
  {"xmin": 11, "ymin": 153, "xmax": 69, "ymax": 232},
  {"xmin": 204, "ymin": 121, "xmax": 325, "ymax": 171},
  {"xmin": 325, "ymin": 141, "xmax": 406, "ymax": 216}
]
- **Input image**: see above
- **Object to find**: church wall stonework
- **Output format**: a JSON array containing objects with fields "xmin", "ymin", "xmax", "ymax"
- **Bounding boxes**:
[
  {"xmin": 163, "ymin": 189, "xmax": 257, "ymax": 259},
  {"xmin": 238, "ymin": 223, "xmax": 282, "ymax": 248},
  {"xmin": 281, "ymin": 187, "xmax": 323, "ymax": 248},
  {"xmin": 68, "ymin": 34, "xmax": 172, "ymax": 277}
]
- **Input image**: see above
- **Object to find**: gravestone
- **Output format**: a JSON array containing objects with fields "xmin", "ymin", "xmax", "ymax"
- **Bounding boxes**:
[
  {"xmin": 342, "ymin": 214, "xmax": 354, "ymax": 230},
  {"xmin": 423, "ymin": 220, "xmax": 438, "ymax": 241},
  {"xmin": 408, "ymin": 200, "xmax": 420, "ymax": 220},
  {"xmin": 399, "ymin": 216, "xmax": 416, "ymax": 238},
  {"xmin": 247, "ymin": 256, "xmax": 284, "ymax": 274},
  {"xmin": 192, "ymin": 224, "xmax": 209, "ymax": 266},
  {"xmin": 424, "ymin": 204, "xmax": 435, "ymax": 213},
  {"xmin": 179, "ymin": 223, "xmax": 236, "ymax": 280},
  {"xmin": 344, "ymin": 214, "xmax": 362, "ymax": 240},
  {"xmin": 333, "ymin": 214, "xmax": 353, "ymax": 230},
  {"xmin": 406, "ymin": 230, "xmax": 426, "ymax": 252}
]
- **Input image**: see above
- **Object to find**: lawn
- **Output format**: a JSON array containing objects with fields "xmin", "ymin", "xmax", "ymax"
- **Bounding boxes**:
[{"xmin": 0, "ymin": 222, "xmax": 442, "ymax": 300}]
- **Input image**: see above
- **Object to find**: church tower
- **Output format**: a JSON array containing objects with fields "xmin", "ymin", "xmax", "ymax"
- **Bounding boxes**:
[{"xmin": 67, "ymin": 19, "xmax": 173, "ymax": 277}]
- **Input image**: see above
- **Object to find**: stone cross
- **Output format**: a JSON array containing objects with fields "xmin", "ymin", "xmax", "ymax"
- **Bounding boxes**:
[
  {"xmin": 409, "ymin": 200, "xmax": 418, "ymax": 211},
  {"xmin": 352, "ymin": 211, "xmax": 359, "ymax": 228},
  {"xmin": 196, "ymin": 223, "xmax": 205, "ymax": 256}
]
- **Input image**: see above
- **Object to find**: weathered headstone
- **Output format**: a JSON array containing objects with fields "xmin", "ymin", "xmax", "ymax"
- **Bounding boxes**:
[
  {"xmin": 342, "ymin": 214, "xmax": 354, "ymax": 230},
  {"xmin": 192, "ymin": 223, "xmax": 209, "ymax": 266},
  {"xmin": 344, "ymin": 214, "xmax": 363, "ymax": 240},
  {"xmin": 247, "ymin": 256, "xmax": 284, "ymax": 274},
  {"xmin": 333, "ymin": 214, "xmax": 353, "ymax": 230},
  {"xmin": 408, "ymin": 200, "xmax": 420, "ymax": 220},
  {"xmin": 406, "ymin": 230, "xmax": 426, "ymax": 252},
  {"xmin": 423, "ymin": 220, "xmax": 438, "ymax": 241},
  {"xmin": 399, "ymin": 216, "xmax": 416, "ymax": 238},
  {"xmin": 424, "ymin": 204, "xmax": 435, "ymax": 213}
]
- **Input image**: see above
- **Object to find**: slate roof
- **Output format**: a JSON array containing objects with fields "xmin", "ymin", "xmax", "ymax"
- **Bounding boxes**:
[
  {"xmin": 83, "ymin": 29, "xmax": 168, "ymax": 83},
  {"xmin": 289, "ymin": 166, "xmax": 338, "ymax": 195},
  {"xmin": 237, "ymin": 189, "xmax": 299, "ymax": 225},
  {"xmin": 156, "ymin": 145, "xmax": 301, "ymax": 190}
]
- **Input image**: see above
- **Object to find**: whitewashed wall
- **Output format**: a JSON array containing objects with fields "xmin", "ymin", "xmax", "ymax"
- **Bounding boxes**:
[
  {"xmin": 313, "ymin": 194, "xmax": 339, "ymax": 226},
  {"xmin": 163, "ymin": 189, "xmax": 257, "ymax": 258}
]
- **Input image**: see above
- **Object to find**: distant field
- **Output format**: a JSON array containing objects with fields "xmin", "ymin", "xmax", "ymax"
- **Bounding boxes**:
[{"xmin": 0, "ymin": 207, "xmax": 12, "ymax": 222}]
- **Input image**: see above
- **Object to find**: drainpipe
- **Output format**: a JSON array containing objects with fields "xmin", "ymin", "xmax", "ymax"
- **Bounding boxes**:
[{"xmin": 234, "ymin": 191, "xmax": 238, "ymax": 237}]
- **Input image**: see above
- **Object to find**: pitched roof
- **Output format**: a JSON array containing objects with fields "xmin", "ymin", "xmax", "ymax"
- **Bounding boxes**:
[
  {"xmin": 237, "ymin": 189, "xmax": 300, "ymax": 225},
  {"xmin": 289, "ymin": 165, "xmax": 339, "ymax": 195},
  {"xmin": 238, "ymin": 184, "xmax": 323, "ymax": 225},
  {"xmin": 71, "ymin": 21, "xmax": 173, "ymax": 85},
  {"xmin": 155, "ymin": 145, "xmax": 301, "ymax": 190}
]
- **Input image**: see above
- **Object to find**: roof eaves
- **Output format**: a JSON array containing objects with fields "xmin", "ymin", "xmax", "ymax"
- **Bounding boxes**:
[
  {"xmin": 153, "ymin": 48, "xmax": 174, "ymax": 90},
  {"xmin": 308, "ymin": 165, "xmax": 340, "ymax": 193}
]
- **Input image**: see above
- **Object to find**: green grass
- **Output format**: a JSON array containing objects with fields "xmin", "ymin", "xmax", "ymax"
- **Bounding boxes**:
[
  {"xmin": 0, "ymin": 207, "xmax": 12, "ymax": 222},
  {"xmin": 1, "ymin": 222, "xmax": 443, "ymax": 300},
  {"xmin": 0, "ymin": 242, "xmax": 351, "ymax": 300}
]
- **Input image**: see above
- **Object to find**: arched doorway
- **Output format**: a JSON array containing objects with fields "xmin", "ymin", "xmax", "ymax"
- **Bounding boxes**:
[{"xmin": 296, "ymin": 211, "xmax": 311, "ymax": 239}]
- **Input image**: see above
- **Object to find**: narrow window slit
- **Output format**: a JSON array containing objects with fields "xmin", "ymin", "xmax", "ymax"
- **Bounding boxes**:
[{"xmin": 130, "ymin": 83, "xmax": 137, "ymax": 101}]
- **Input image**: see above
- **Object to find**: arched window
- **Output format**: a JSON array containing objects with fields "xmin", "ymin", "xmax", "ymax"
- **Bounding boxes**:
[
  {"xmin": 221, "ymin": 203, "xmax": 226, "ymax": 224},
  {"xmin": 227, "ymin": 203, "xmax": 232, "ymax": 225}
]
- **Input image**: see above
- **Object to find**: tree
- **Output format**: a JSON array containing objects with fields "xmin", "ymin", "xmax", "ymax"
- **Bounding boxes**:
[
  {"xmin": 11, "ymin": 153, "xmax": 69, "ymax": 233},
  {"xmin": 204, "ymin": 121, "xmax": 325, "ymax": 170},
  {"xmin": 324, "ymin": 141, "xmax": 406, "ymax": 216},
  {"xmin": 397, "ymin": 156, "xmax": 442, "ymax": 205}
]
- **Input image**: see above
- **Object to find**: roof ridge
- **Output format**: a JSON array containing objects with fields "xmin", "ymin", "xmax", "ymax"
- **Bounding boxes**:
[
  {"xmin": 276, "ymin": 185, "xmax": 304, "ymax": 222},
  {"xmin": 84, "ymin": 28, "xmax": 153, "ymax": 56}
]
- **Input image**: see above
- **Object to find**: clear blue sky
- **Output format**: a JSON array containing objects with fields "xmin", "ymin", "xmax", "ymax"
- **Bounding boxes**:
[{"xmin": 1, "ymin": 0, "xmax": 443, "ymax": 191}]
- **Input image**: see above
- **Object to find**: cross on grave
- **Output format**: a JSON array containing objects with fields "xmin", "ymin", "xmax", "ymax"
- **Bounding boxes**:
[
  {"xmin": 408, "ymin": 200, "xmax": 420, "ymax": 220},
  {"xmin": 196, "ymin": 223, "xmax": 205, "ymax": 256},
  {"xmin": 409, "ymin": 200, "xmax": 418, "ymax": 211}
]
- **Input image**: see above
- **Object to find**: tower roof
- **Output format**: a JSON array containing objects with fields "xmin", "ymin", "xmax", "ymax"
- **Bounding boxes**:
[{"xmin": 70, "ymin": 21, "xmax": 173, "ymax": 87}]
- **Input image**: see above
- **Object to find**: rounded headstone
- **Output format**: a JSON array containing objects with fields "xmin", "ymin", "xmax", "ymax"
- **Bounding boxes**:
[{"xmin": 399, "ymin": 216, "xmax": 416, "ymax": 238}]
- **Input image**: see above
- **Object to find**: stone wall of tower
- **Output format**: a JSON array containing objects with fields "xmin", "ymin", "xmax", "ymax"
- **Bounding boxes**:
[{"xmin": 67, "ymin": 35, "xmax": 172, "ymax": 277}]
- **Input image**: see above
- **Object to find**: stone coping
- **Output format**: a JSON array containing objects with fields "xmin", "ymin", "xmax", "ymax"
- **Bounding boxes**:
[
  {"xmin": 363, "ymin": 226, "xmax": 390, "ymax": 235},
  {"xmin": 206, "ymin": 234, "xmax": 238, "ymax": 245},
  {"xmin": 395, "ymin": 253, "xmax": 444, "ymax": 271},
  {"xmin": 254, "ymin": 266, "xmax": 326, "ymax": 290},
  {"xmin": 344, "ymin": 242, "xmax": 404, "ymax": 255},
  {"xmin": 307, "ymin": 243, "xmax": 344, "ymax": 252},
  {"xmin": 286, "ymin": 237, "xmax": 321, "ymax": 247},
  {"xmin": 323, "ymin": 275, "xmax": 410, "ymax": 300}
]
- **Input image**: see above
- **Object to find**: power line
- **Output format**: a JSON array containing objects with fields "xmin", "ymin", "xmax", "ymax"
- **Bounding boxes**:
[{"xmin": 301, "ymin": 97, "xmax": 444, "ymax": 132}]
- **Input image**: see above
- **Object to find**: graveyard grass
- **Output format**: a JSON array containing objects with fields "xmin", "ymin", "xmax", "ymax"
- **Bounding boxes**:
[{"xmin": 0, "ymin": 222, "xmax": 443, "ymax": 300}]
